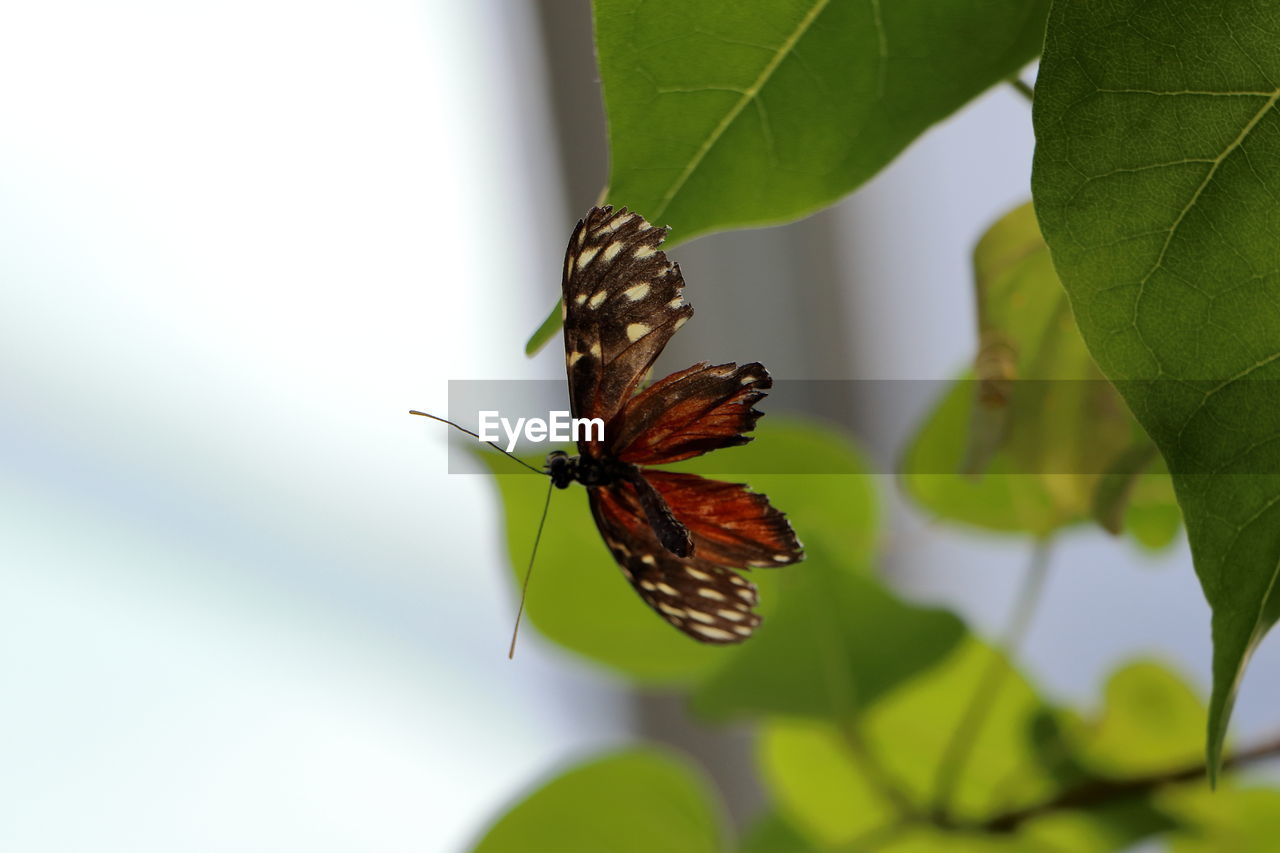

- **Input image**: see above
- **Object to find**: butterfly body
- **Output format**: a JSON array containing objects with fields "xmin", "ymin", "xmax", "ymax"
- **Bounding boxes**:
[{"xmin": 551, "ymin": 205, "xmax": 804, "ymax": 645}]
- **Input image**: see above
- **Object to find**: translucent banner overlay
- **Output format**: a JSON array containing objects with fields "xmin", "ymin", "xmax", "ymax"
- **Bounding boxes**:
[{"xmin": 421, "ymin": 378, "xmax": 1268, "ymax": 476}]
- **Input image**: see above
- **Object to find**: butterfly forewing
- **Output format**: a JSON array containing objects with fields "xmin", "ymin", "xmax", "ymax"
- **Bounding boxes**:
[
  {"xmin": 611, "ymin": 361, "xmax": 772, "ymax": 465},
  {"xmin": 561, "ymin": 207, "xmax": 693, "ymax": 453}
]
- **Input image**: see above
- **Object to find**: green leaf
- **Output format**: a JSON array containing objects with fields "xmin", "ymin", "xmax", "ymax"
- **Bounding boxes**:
[
  {"xmin": 903, "ymin": 202, "xmax": 1165, "ymax": 539},
  {"xmin": 760, "ymin": 639, "xmax": 1055, "ymax": 846},
  {"xmin": 1162, "ymin": 787, "xmax": 1280, "ymax": 853},
  {"xmin": 593, "ymin": 0, "xmax": 1051, "ymax": 245},
  {"xmin": 693, "ymin": 538, "xmax": 964, "ymax": 720},
  {"xmin": 472, "ymin": 748, "xmax": 728, "ymax": 853},
  {"xmin": 1071, "ymin": 661, "xmax": 1205, "ymax": 777},
  {"xmin": 758, "ymin": 719, "xmax": 897, "ymax": 847},
  {"xmin": 1091, "ymin": 441, "xmax": 1161, "ymax": 536},
  {"xmin": 739, "ymin": 812, "xmax": 819, "ymax": 853},
  {"xmin": 1031, "ymin": 0, "xmax": 1280, "ymax": 777},
  {"xmin": 480, "ymin": 418, "xmax": 874, "ymax": 684},
  {"xmin": 524, "ymin": 299, "xmax": 563, "ymax": 357}
]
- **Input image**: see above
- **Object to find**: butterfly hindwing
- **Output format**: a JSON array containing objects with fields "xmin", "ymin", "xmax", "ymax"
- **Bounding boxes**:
[
  {"xmin": 645, "ymin": 471, "xmax": 803, "ymax": 568},
  {"xmin": 561, "ymin": 206, "xmax": 693, "ymax": 451},
  {"xmin": 590, "ymin": 480, "xmax": 763, "ymax": 644}
]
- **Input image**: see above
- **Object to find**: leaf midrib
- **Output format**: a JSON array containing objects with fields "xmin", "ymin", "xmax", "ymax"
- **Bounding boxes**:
[{"xmin": 650, "ymin": 0, "xmax": 833, "ymax": 220}]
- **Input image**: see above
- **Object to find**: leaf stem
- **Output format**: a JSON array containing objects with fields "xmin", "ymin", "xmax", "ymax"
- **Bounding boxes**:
[
  {"xmin": 930, "ymin": 538, "xmax": 1053, "ymax": 816},
  {"xmin": 1008, "ymin": 76, "xmax": 1034, "ymax": 103}
]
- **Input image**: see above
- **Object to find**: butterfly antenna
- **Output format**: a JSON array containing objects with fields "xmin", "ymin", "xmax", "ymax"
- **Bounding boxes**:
[
  {"xmin": 509, "ymin": 476, "xmax": 554, "ymax": 659},
  {"xmin": 408, "ymin": 410, "xmax": 545, "ymax": 475}
]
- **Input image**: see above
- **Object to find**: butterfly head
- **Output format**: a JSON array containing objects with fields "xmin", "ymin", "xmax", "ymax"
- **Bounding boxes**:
[
  {"xmin": 545, "ymin": 450, "xmax": 629, "ymax": 489},
  {"xmin": 545, "ymin": 450, "xmax": 575, "ymax": 489}
]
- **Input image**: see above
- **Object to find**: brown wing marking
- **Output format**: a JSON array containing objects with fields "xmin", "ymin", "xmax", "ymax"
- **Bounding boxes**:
[
  {"xmin": 560, "ymin": 206, "xmax": 693, "ymax": 454},
  {"xmin": 611, "ymin": 361, "xmax": 771, "ymax": 465},
  {"xmin": 644, "ymin": 471, "xmax": 804, "ymax": 569},
  {"xmin": 589, "ymin": 482, "xmax": 762, "ymax": 644}
]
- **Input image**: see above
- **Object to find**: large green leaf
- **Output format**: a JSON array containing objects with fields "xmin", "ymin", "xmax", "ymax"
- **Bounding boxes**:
[
  {"xmin": 902, "ymin": 202, "xmax": 1178, "ymax": 540},
  {"xmin": 1032, "ymin": 0, "xmax": 1280, "ymax": 776},
  {"xmin": 472, "ymin": 748, "xmax": 727, "ymax": 853},
  {"xmin": 594, "ymin": 0, "xmax": 1050, "ymax": 245},
  {"xmin": 525, "ymin": 0, "xmax": 1051, "ymax": 352},
  {"xmin": 480, "ymin": 419, "xmax": 874, "ymax": 684}
]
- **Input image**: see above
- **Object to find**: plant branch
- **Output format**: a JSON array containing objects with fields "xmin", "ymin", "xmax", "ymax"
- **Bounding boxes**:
[
  {"xmin": 972, "ymin": 733, "xmax": 1280, "ymax": 833},
  {"xmin": 931, "ymin": 538, "xmax": 1053, "ymax": 815}
]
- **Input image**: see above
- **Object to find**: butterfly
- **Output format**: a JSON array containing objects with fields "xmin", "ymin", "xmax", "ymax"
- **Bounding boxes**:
[{"xmin": 546, "ymin": 205, "xmax": 803, "ymax": 644}]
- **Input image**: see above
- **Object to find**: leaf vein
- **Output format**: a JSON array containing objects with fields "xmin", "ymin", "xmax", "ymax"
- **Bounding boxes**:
[{"xmin": 650, "ymin": 0, "xmax": 832, "ymax": 220}]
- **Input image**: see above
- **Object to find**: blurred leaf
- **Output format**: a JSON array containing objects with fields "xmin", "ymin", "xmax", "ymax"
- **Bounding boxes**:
[
  {"xmin": 472, "ymin": 748, "xmax": 727, "ymax": 853},
  {"xmin": 902, "ymin": 378, "xmax": 1069, "ymax": 537},
  {"xmin": 739, "ymin": 812, "xmax": 819, "ymax": 853},
  {"xmin": 1070, "ymin": 662, "xmax": 1205, "ymax": 777},
  {"xmin": 525, "ymin": 299, "xmax": 563, "ymax": 357},
  {"xmin": 1092, "ymin": 442, "xmax": 1160, "ymax": 536},
  {"xmin": 693, "ymin": 539, "xmax": 964, "ymax": 720},
  {"xmin": 759, "ymin": 719, "xmax": 897, "ymax": 847},
  {"xmin": 1022, "ymin": 800, "xmax": 1180, "ymax": 853},
  {"xmin": 591, "ymin": 0, "xmax": 1050, "ymax": 246},
  {"xmin": 867, "ymin": 639, "xmax": 1055, "ymax": 823},
  {"xmin": 481, "ymin": 418, "xmax": 874, "ymax": 684},
  {"xmin": 1032, "ymin": 0, "xmax": 1280, "ymax": 774},
  {"xmin": 1123, "ymin": 468, "xmax": 1181, "ymax": 551},
  {"xmin": 760, "ymin": 639, "xmax": 1056, "ymax": 846},
  {"xmin": 902, "ymin": 202, "xmax": 1179, "ymax": 541},
  {"xmin": 1161, "ymin": 786, "xmax": 1280, "ymax": 853}
]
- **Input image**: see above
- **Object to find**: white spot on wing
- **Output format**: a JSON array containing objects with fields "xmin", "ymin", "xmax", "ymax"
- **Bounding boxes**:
[
  {"xmin": 673, "ymin": 315, "xmax": 689, "ymax": 331},
  {"xmin": 717, "ymin": 609, "xmax": 746, "ymax": 622},
  {"xmin": 577, "ymin": 245, "xmax": 601, "ymax": 269},
  {"xmin": 691, "ymin": 624, "xmax": 735, "ymax": 641},
  {"xmin": 697, "ymin": 588, "xmax": 727, "ymax": 601},
  {"xmin": 601, "ymin": 213, "xmax": 632, "ymax": 233},
  {"xmin": 773, "ymin": 554, "xmax": 793, "ymax": 562},
  {"xmin": 602, "ymin": 242, "xmax": 624, "ymax": 263},
  {"xmin": 574, "ymin": 293, "xmax": 588, "ymax": 305},
  {"xmin": 685, "ymin": 567, "xmax": 712, "ymax": 581},
  {"xmin": 589, "ymin": 341, "xmax": 602, "ymax": 358},
  {"xmin": 732, "ymin": 625, "xmax": 753, "ymax": 636},
  {"xmin": 625, "ymin": 323, "xmax": 651, "ymax": 342},
  {"xmin": 658, "ymin": 602, "xmax": 686, "ymax": 618},
  {"xmin": 640, "ymin": 554, "xmax": 656, "ymax": 566},
  {"xmin": 639, "ymin": 580, "xmax": 656, "ymax": 591},
  {"xmin": 686, "ymin": 609, "xmax": 715, "ymax": 624},
  {"xmin": 567, "ymin": 351, "xmax": 584, "ymax": 367},
  {"xmin": 668, "ymin": 297, "xmax": 683, "ymax": 308},
  {"xmin": 656, "ymin": 582, "xmax": 678, "ymax": 597},
  {"xmin": 588, "ymin": 290, "xmax": 608, "ymax": 309},
  {"xmin": 633, "ymin": 244, "xmax": 657, "ymax": 259},
  {"xmin": 622, "ymin": 283, "xmax": 650, "ymax": 301}
]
